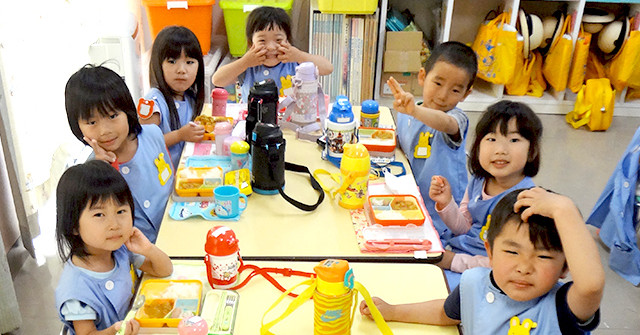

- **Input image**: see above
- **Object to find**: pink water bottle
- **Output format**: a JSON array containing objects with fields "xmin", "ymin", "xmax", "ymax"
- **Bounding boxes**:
[
  {"xmin": 211, "ymin": 88, "xmax": 229, "ymax": 117},
  {"xmin": 214, "ymin": 121, "xmax": 233, "ymax": 156},
  {"xmin": 204, "ymin": 226, "xmax": 241, "ymax": 289}
]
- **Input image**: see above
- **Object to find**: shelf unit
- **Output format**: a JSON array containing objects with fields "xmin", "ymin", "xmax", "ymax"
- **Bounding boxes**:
[{"xmin": 369, "ymin": 0, "xmax": 640, "ymax": 115}]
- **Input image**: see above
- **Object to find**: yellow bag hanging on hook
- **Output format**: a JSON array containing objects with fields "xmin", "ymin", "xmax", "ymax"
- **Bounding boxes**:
[
  {"xmin": 568, "ymin": 25, "xmax": 592, "ymax": 93},
  {"xmin": 472, "ymin": 11, "xmax": 518, "ymax": 85},
  {"xmin": 543, "ymin": 15, "xmax": 573, "ymax": 92},
  {"xmin": 606, "ymin": 30, "xmax": 640, "ymax": 92},
  {"xmin": 260, "ymin": 259, "xmax": 392, "ymax": 335},
  {"xmin": 565, "ymin": 78, "xmax": 615, "ymax": 131}
]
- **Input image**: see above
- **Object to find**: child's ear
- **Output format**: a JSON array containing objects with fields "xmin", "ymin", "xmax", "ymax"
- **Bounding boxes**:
[
  {"xmin": 417, "ymin": 67, "xmax": 427, "ymax": 86},
  {"xmin": 560, "ymin": 263, "xmax": 569, "ymax": 279},
  {"xmin": 484, "ymin": 240, "xmax": 493, "ymax": 265},
  {"xmin": 461, "ymin": 87, "xmax": 473, "ymax": 101}
]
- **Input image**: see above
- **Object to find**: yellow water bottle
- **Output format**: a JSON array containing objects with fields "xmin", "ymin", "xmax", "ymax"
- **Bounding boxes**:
[
  {"xmin": 337, "ymin": 143, "xmax": 370, "ymax": 209},
  {"xmin": 313, "ymin": 259, "xmax": 354, "ymax": 335}
]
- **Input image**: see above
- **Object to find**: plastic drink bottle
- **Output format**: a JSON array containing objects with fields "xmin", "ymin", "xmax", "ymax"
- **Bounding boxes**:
[
  {"xmin": 291, "ymin": 62, "xmax": 319, "ymax": 125},
  {"xmin": 313, "ymin": 259, "xmax": 353, "ymax": 335},
  {"xmin": 204, "ymin": 226, "xmax": 240, "ymax": 289},
  {"xmin": 336, "ymin": 143, "xmax": 370, "ymax": 209},
  {"xmin": 324, "ymin": 96, "xmax": 356, "ymax": 166},
  {"xmin": 211, "ymin": 88, "xmax": 229, "ymax": 117}
]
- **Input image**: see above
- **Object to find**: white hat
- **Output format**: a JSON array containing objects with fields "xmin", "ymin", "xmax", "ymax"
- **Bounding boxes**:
[
  {"xmin": 598, "ymin": 17, "xmax": 629, "ymax": 54},
  {"xmin": 583, "ymin": 8, "xmax": 615, "ymax": 33},
  {"xmin": 540, "ymin": 11, "xmax": 564, "ymax": 52},
  {"xmin": 518, "ymin": 10, "xmax": 544, "ymax": 58}
]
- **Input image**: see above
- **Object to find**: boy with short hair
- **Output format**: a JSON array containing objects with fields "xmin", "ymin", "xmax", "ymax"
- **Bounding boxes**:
[
  {"xmin": 360, "ymin": 187, "xmax": 604, "ymax": 334},
  {"xmin": 390, "ymin": 41, "xmax": 477, "ymax": 243}
]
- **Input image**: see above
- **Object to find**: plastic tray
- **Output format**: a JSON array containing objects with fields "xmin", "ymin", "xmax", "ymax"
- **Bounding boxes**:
[
  {"xmin": 366, "ymin": 194, "xmax": 425, "ymax": 226},
  {"xmin": 135, "ymin": 279, "xmax": 203, "ymax": 328}
]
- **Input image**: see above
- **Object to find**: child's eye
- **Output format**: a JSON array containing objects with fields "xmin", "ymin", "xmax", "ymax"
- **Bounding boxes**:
[
  {"xmin": 93, "ymin": 212, "xmax": 104, "ymax": 218},
  {"xmin": 538, "ymin": 254, "xmax": 553, "ymax": 260},
  {"xmin": 504, "ymin": 250, "xmax": 517, "ymax": 255},
  {"xmin": 166, "ymin": 58, "xmax": 176, "ymax": 64},
  {"xmin": 117, "ymin": 208, "xmax": 128, "ymax": 215},
  {"xmin": 109, "ymin": 112, "xmax": 119, "ymax": 120},
  {"xmin": 509, "ymin": 138, "xmax": 520, "ymax": 143},
  {"xmin": 186, "ymin": 60, "xmax": 196, "ymax": 65}
]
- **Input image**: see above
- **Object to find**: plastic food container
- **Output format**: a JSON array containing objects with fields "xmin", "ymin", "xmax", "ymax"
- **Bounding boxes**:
[
  {"xmin": 219, "ymin": 0, "xmax": 293, "ymax": 57},
  {"xmin": 142, "ymin": 0, "xmax": 216, "ymax": 54},
  {"xmin": 367, "ymin": 194, "xmax": 425, "ymax": 226},
  {"xmin": 200, "ymin": 289, "xmax": 239, "ymax": 334},
  {"xmin": 135, "ymin": 279, "xmax": 203, "ymax": 328},
  {"xmin": 358, "ymin": 127, "xmax": 396, "ymax": 158},
  {"xmin": 175, "ymin": 166, "xmax": 224, "ymax": 197}
]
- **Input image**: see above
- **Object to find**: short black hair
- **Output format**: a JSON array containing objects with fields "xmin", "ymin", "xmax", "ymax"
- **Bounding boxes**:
[
  {"xmin": 245, "ymin": 6, "xmax": 292, "ymax": 47},
  {"xmin": 55, "ymin": 160, "xmax": 134, "ymax": 262},
  {"xmin": 64, "ymin": 65, "xmax": 141, "ymax": 145},
  {"xmin": 469, "ymin": 100, "xmax": 543, "ymax": 179},
  {"xmin": 423, "ymin": 41, "xmax": 477, "ymax": 90},
  {"xmin": 487, "ymin": 188, "xmax": 563, "ymax": 252},
  {"xmin": 149, "ymin": 25, "xmax": 205, "ymax": 130}
]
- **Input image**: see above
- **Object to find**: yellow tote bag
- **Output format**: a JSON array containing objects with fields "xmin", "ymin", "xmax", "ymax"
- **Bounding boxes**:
[
  {"xmin": 606, "ymin": 30, "xmax": 640, "ymax": 91},
  {"xmin": 506, "ymin": 47, "xmax": 536, "ymax": 96},
  {"xmin": 543, "ymin": 15, "xmax": 573, "ymax": 92},
  {"xmin": 586, "ymin": 52, "xmax": 606, "ymax": 80},
  {"xmin": 567, "ymin": 26, "xmax": 592, "ymax": 93},
  {"xmin": 472, "ymin": 11, "xmax": 518, "ymax": 85},
  {"xmin": 565, "ymin": 78, "xmax": 615, "ymax": 132},
  {"xmin": 527, "ymin": 51, "xmax": 546, "ymax": 97}
]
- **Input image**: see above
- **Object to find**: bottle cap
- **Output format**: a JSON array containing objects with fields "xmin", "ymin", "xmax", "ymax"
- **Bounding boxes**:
[
  {"xmin": 211, "ymin": 88, "xmax": 229, "ymax": 100},
  {"xmin": 296, "ymin": 62, "xmax": 317, "ymax": 81},
  {"xmin": 205, "ymin": 226, "xmax": 239, "ymax": 256},
  {"xmin": 314, "ymin": 259, "xmax": 351, "ymax": 295},
  {"xmin": 361, "ymin": 100, "xmax": 379, "ymax": 114},
  {"xmin": 230, "ymin": 140, "xmax": 250, "ymax": 154},
  {"xmin": 214, "ymin": 121, "xmax": 233, "ymax": 135},
  {"xmin": 328, "ymin": 96, "xmax": 354, "ymax": 123}
]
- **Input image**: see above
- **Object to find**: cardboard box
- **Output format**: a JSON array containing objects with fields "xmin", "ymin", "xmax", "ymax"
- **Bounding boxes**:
[
  {"xmin": 385, "ymin": 31, "xmax": 423, "ymax": 51},
  {"xmin": 383, "ymin": 31, "xmax": 423, "ymax": 72},
  {"xmin": 381, "ymin": 72, "xmax": 421, "ymax": 97},
  {"xmin": 383, "ymin": 50, "xmax": 423, "ymax": 72}
]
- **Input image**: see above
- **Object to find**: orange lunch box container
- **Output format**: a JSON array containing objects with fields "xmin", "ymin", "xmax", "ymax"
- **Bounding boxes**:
[
  {"xmin": 358, "ymin": 127, "xmax": 396, "ymax": 157},
  {"xmin": 175, "ymin": 166, "xmax": 224, "ymax": 197},
  {"xmin": 366, "ymin": 194, "xmax": 425, "ymax": 226},
  {"xmin": 134, "ymin": 279, "xmax": 203, "ymax": 328}
]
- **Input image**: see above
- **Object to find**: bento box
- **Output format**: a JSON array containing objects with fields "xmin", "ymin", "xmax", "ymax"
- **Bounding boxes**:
[
  {"xmin": 366, "ymin": 194, "xmax": 425, "ymax": 226},
  {"xmin": 175, "ymin": 166, "xmax": 224, "ymax": 197},
  {"xmin": 135, "ymin": 279, "xmax": 203, "ymax": 328},
  {"xmin": 358, "ymin": 127, "xmax": 396, "ymax": 157}
]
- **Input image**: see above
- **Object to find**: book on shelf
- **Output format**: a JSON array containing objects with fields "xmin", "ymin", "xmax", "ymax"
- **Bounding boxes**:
[{"xmin": 310, "ymin": 10, "xmax": 379, "ymax": 105}]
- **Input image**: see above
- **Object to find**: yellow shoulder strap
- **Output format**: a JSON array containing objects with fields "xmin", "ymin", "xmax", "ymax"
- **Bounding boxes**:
[
  {"xmin": 565, "ymin": 84, "xmax": 592, "ymax": 129},
  {"xmin": 260, "ymin": 279, "xmax": 316, "ymax": 335},
  {"xmin": 353, "ymin": 282, "xmax": 393, "ymax": 335}
]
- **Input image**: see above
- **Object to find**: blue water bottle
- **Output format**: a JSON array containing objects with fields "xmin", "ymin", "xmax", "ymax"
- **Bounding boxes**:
[{"xmin": 323, "ymin": 96, "xmax": 356, "ymax": 167}]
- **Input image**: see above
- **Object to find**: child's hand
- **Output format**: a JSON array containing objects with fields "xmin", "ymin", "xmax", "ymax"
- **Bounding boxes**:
[
  {"xmin": 179, "ymin": 121, "xmax": 205, "ymax": 143},
  {"xmin": 242, "ymin": 44, "xmax": 268, "ymax": 67},
  {"xmin": 360, "ymin": 297, "xmax": 394, "ymax": 321},
  {"xmin": 112, "ymin": 318, "xmax": 140, "ymax": 335},
  {"xmin": 387, "ymin": 77, "xmax": 415, "ymax": 116},
  {"xmin": 83, "ymin": 137, "xmax": 117, "ymax": 163},
  {"xmin": 276, "ymin": 40, "xmax": 299, "ymax": 63},
  {"xmin": 125, "ymin": 227, "xmax": 153, "ymax": 256},
  {"xmin": 429, "ymin": 176, "xmax": 452, "ymax": 210},
  {"xmin": 514, "ymin": 187, "xmax": 576, "ymax": 222}
]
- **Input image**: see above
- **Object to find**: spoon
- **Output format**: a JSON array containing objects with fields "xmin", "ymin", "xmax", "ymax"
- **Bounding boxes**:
[{"xmin": 116, "ymin": 294, "xmax": 145, "ymax": 335}]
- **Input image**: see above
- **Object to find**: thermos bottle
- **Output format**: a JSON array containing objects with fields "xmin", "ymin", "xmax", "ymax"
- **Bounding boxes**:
[
  {"xmin": 337, "ymin": 143, "xmax": 370, "ymax": 209},
  {"xmin": 324, "ymin": 96, "xmax": 357, "ymax": 167},
  {"xmin": 313, "ymin": 259, "xmax": 354, "ymax": 335},
  {"xmin": 246, "ymin": 79, "xmax": 279, "ymax": 142},
  {"xmin": 360, "ymin": 100, "xmax": 380, "ymax": 128},
  {"xmin": 251, "ymin": 122, "xmax": 285, "ymax": 195},
  {"xmin": 291, "ymin": 62, "xmax": 319, "ymax": 125},
  {"xmin": 204, "ymin": 226, "xmax": 241, "ymax": 289}
]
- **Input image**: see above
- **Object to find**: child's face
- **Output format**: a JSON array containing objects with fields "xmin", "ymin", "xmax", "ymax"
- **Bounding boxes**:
[
  {"xmin": 77, "ymin": 198, "xmax": 133, "ymax": 256},
  {"xmin": 418, "ymin": 60, "xmax": 471, "ymax": 112},
  {"xmin": 486, "ymin": 220, "xmax": 566, "ymax": 302},
  {"xmin": 162, "ymin": 50, "xmax": 199, "ymax": 99},
  {"xmin": 79, "ymin": 109, "xmax": 130, "ymax": 155},
  {"xmin": 251, "ymin": 25, "xmax": 287, "ymax": 67},
  {"xmin": 478, "ymin": 118, "xmax": 530, "ymax": 185}
]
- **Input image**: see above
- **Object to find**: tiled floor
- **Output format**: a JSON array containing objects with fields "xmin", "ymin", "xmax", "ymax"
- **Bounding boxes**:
[{"xmin": 6, "ymin": 110, "xmax": 640, "ymax": 334}]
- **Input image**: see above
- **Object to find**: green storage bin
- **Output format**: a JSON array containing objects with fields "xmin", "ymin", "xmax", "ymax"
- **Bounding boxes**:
[{"xmin": 219, "ymin": 0, "xmax": 293, "ymax": 57}]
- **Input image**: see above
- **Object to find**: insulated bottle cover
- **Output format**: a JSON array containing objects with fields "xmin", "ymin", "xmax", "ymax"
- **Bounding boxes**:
[{"xmin": 247, "ymin": 79, "xmax": 279, "ymax": 142}]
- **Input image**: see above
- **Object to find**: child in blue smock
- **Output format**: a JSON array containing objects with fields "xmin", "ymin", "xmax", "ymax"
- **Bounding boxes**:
[
  {"xmin": 55, "ymin": 160, "xmax": 173, "ymax": 335},
  {"xmin": 141, "ymin": 25, "xmax": 206, "ymax": 168},
  {"xmin": 392, "ymin": 41, "xmax": 477, "ymax": 244},
  {"xmin": 361, "ymin": 188, "xmax": 603, "ymax": 334},
  {"xmin": 429, "ymin": 101, "xmax": 543, "ymax": 273},
  {"xmin": 212, "ymin": 6, "xmax": 333, "ymax": 102},
  {"xmin": 65, "ymin": 65, "xmax": 174, "ymax": 243}
]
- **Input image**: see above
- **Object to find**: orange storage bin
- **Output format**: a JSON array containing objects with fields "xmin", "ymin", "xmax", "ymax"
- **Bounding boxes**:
[{"xmin": 143, "ymin": 0, "xmax": 215, "ymax": 54}]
